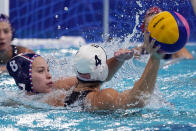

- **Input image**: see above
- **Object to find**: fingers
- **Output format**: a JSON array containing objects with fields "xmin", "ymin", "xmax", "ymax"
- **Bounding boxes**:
[
  {"xmin": 143, "ymin": 32, "xmax": 166, "ymax": 60},
  {"xmin": 144, "ymin": 32, "xmax": 150, "ymax": 44},
  {"xmin": 126, "ymin": 49, "xmax": 134, "ymax": 59},
  {"xmin": 144, "ymin": 32, "xmax": 159, "ymax": 52},
  {"xmin": 154, "ymin": 44, "xmax": 160, "ymax": 52},
  {"xmin": 114, "ymin": 49, "xmax": 134, "ymax": 61},
  {"xmin": 150, "ymin": 39, "xmax": 156, "ymax": 48}
]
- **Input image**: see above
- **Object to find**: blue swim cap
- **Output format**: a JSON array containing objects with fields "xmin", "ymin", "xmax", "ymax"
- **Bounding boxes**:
[{"xmin": 6, "ymin": 53, "xmax": 40, "ymax": 92}]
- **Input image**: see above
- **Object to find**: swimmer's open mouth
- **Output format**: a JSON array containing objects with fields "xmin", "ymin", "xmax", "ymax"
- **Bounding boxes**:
[
  {"xmin": 0, "ymin": 42, "xmax": 6, "ymax": 47},
  {"xmin": 47, "ymin": 81, "xmax": 53, "ymax": 87}
]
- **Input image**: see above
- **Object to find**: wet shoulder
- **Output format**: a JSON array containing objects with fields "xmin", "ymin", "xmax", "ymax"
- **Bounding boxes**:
[{"xmin": 87, "ymin": 88, "xmax": 118, "ymax": 103}]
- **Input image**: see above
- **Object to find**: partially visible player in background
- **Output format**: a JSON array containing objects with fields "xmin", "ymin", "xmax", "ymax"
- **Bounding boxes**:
[
  {"xmin": 0, "ymin": 14, "xmax": 34, "ymax": 73},
  {"xmin": 134, "ymin": 6, "xmax": 193, "ymax": 60}
]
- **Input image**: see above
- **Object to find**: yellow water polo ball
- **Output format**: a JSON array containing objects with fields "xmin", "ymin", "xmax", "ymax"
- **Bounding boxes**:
[{"xmin": 147, "ymin": 11, "xmax": 190, "ymax": 53}]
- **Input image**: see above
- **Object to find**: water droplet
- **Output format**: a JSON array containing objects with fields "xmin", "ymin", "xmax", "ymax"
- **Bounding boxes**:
[{"xmin": 64, "ymin": 7, "xmax": 68, "ymax": 11}]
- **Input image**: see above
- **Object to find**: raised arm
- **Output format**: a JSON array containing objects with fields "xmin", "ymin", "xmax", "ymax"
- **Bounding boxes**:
[{"xmin": 119, "ymin": 33, "xmax": 162, "ymax": 108}]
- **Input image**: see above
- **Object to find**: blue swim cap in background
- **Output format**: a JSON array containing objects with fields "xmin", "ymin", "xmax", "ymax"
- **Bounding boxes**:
[{"xmin": 6, "ymin": 53, "xmax": 40, "ymax": 92}]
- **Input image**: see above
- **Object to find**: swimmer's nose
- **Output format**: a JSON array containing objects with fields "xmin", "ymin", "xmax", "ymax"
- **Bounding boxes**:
[
  {"xmin": 0, "ymin": 31, "xmax": 5, "ymax": 40},
  {"xmin": 46, "ymin": 72, "xmax": 52, "ymax": 79}
]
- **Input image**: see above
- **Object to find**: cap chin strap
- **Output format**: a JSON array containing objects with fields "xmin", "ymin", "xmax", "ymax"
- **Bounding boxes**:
[
  {"xmin": 76, "ymin": 63, "xmax": 108, "ymax": 82},
  {"xmin": 77, "ymin": 76, "xmax": 101, "ymax": 83},
  {"xmin": 18, "ymin": 83, "xmax": 34, "ymax": 92},
  {"xmin": 18, "ymin": 83, "xmax": 26, "ymax": 90},
  {"xmin": 77, "ymin": 74, "xmax": 93, "ymax": 82}
]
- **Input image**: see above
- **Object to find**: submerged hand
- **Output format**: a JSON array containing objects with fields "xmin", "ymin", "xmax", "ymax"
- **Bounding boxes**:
[{"xmin": 114, "ymin": 49, "xmax": 134, "ymax": 62}]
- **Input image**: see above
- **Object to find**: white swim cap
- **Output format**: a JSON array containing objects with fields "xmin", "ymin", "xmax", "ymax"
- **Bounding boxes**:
[{"xmin": 74, "ymin": 44, "xmax": 108, "ymax": 82}]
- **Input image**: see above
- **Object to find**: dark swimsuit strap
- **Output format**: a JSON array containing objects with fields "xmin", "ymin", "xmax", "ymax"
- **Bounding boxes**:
[
  {"xmin": 64, "ymin": 90, "xmax": 92, "ymax": 107},
  {"xmin": 64, "ymin": 79, "xmax": 100, "ymax": 107},
  {"xmin": 11, "ymin": 45, "xmax": 18, "ymax": 57}
]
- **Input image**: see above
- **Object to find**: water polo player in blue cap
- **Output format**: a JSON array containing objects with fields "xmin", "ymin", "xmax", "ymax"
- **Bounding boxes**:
[
  {"xmin": 0, "ymin": 13, "xmax": 34, "ymax": 73},
  {"xmin": 7, "ymin": 53, "xmax": 53, "ymax": 93}
]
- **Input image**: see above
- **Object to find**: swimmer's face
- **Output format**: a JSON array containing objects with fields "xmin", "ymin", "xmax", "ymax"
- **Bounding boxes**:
[
  {"xmin": 31, "ymin": 56, "xmax": 53, "ymax": 93},
  {"xmin": 0, "ymin": 21, "xmax": 12, "ymax": 51}
]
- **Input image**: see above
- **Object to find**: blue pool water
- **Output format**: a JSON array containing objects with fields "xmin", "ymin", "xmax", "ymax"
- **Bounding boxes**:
[{"xmin": 0, "ymin": 44, "xmax": 196, "ymax": 130}]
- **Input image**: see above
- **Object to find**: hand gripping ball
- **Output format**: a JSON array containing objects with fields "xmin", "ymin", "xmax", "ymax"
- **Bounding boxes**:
[{"xmin": 147, "ymin": 11, "xmax": 190, "ymax": 53}]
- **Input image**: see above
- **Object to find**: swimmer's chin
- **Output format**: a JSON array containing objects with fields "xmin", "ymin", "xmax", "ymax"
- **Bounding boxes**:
[
  {"xmin": 44, "ymin": 87, "xmax": 53, "ymax": 93},
  {"xmin": 45, "ymin": 82, "xmax": 53, "ymax": 92},
  {"xmin": 38, "ymin": 86, "xmax": 53, "ymax": 94}
]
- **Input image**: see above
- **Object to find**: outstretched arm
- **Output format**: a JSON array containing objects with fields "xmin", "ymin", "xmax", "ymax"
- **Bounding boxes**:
[
  {"xmin": 106, "ymin": 49, "xmax": 134, "ymax": 81},
  {"xmin": 132, "ymin": 32, "xmax": 161, "ymax": 94},
  {"xmin": 121, "ymin": 33, "xmax": 163, "ymax": 108}
]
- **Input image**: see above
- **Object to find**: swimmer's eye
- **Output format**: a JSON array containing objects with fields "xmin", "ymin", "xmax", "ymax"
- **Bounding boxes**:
[
  {"xmin": 3, "ymin": 29, "xmax": 11, "ymax": 34},
  {"xmin": 38, "ymin": 69, "xmax": 45, "ymax": 73}
]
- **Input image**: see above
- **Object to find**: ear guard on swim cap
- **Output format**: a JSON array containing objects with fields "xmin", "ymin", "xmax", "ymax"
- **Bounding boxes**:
[
  {"xmin": 74, "ymin": 44, "xmax": 108, "ymax": 82},
  {"xmin": 6, "ymin": 53, "xmax": 40, "ymax": 92}
]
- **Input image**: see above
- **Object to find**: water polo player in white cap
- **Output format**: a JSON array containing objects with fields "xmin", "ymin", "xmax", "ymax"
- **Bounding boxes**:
[{"xmin": 63, "ymin": 32, "xmax": 164, "ymax": 110}]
